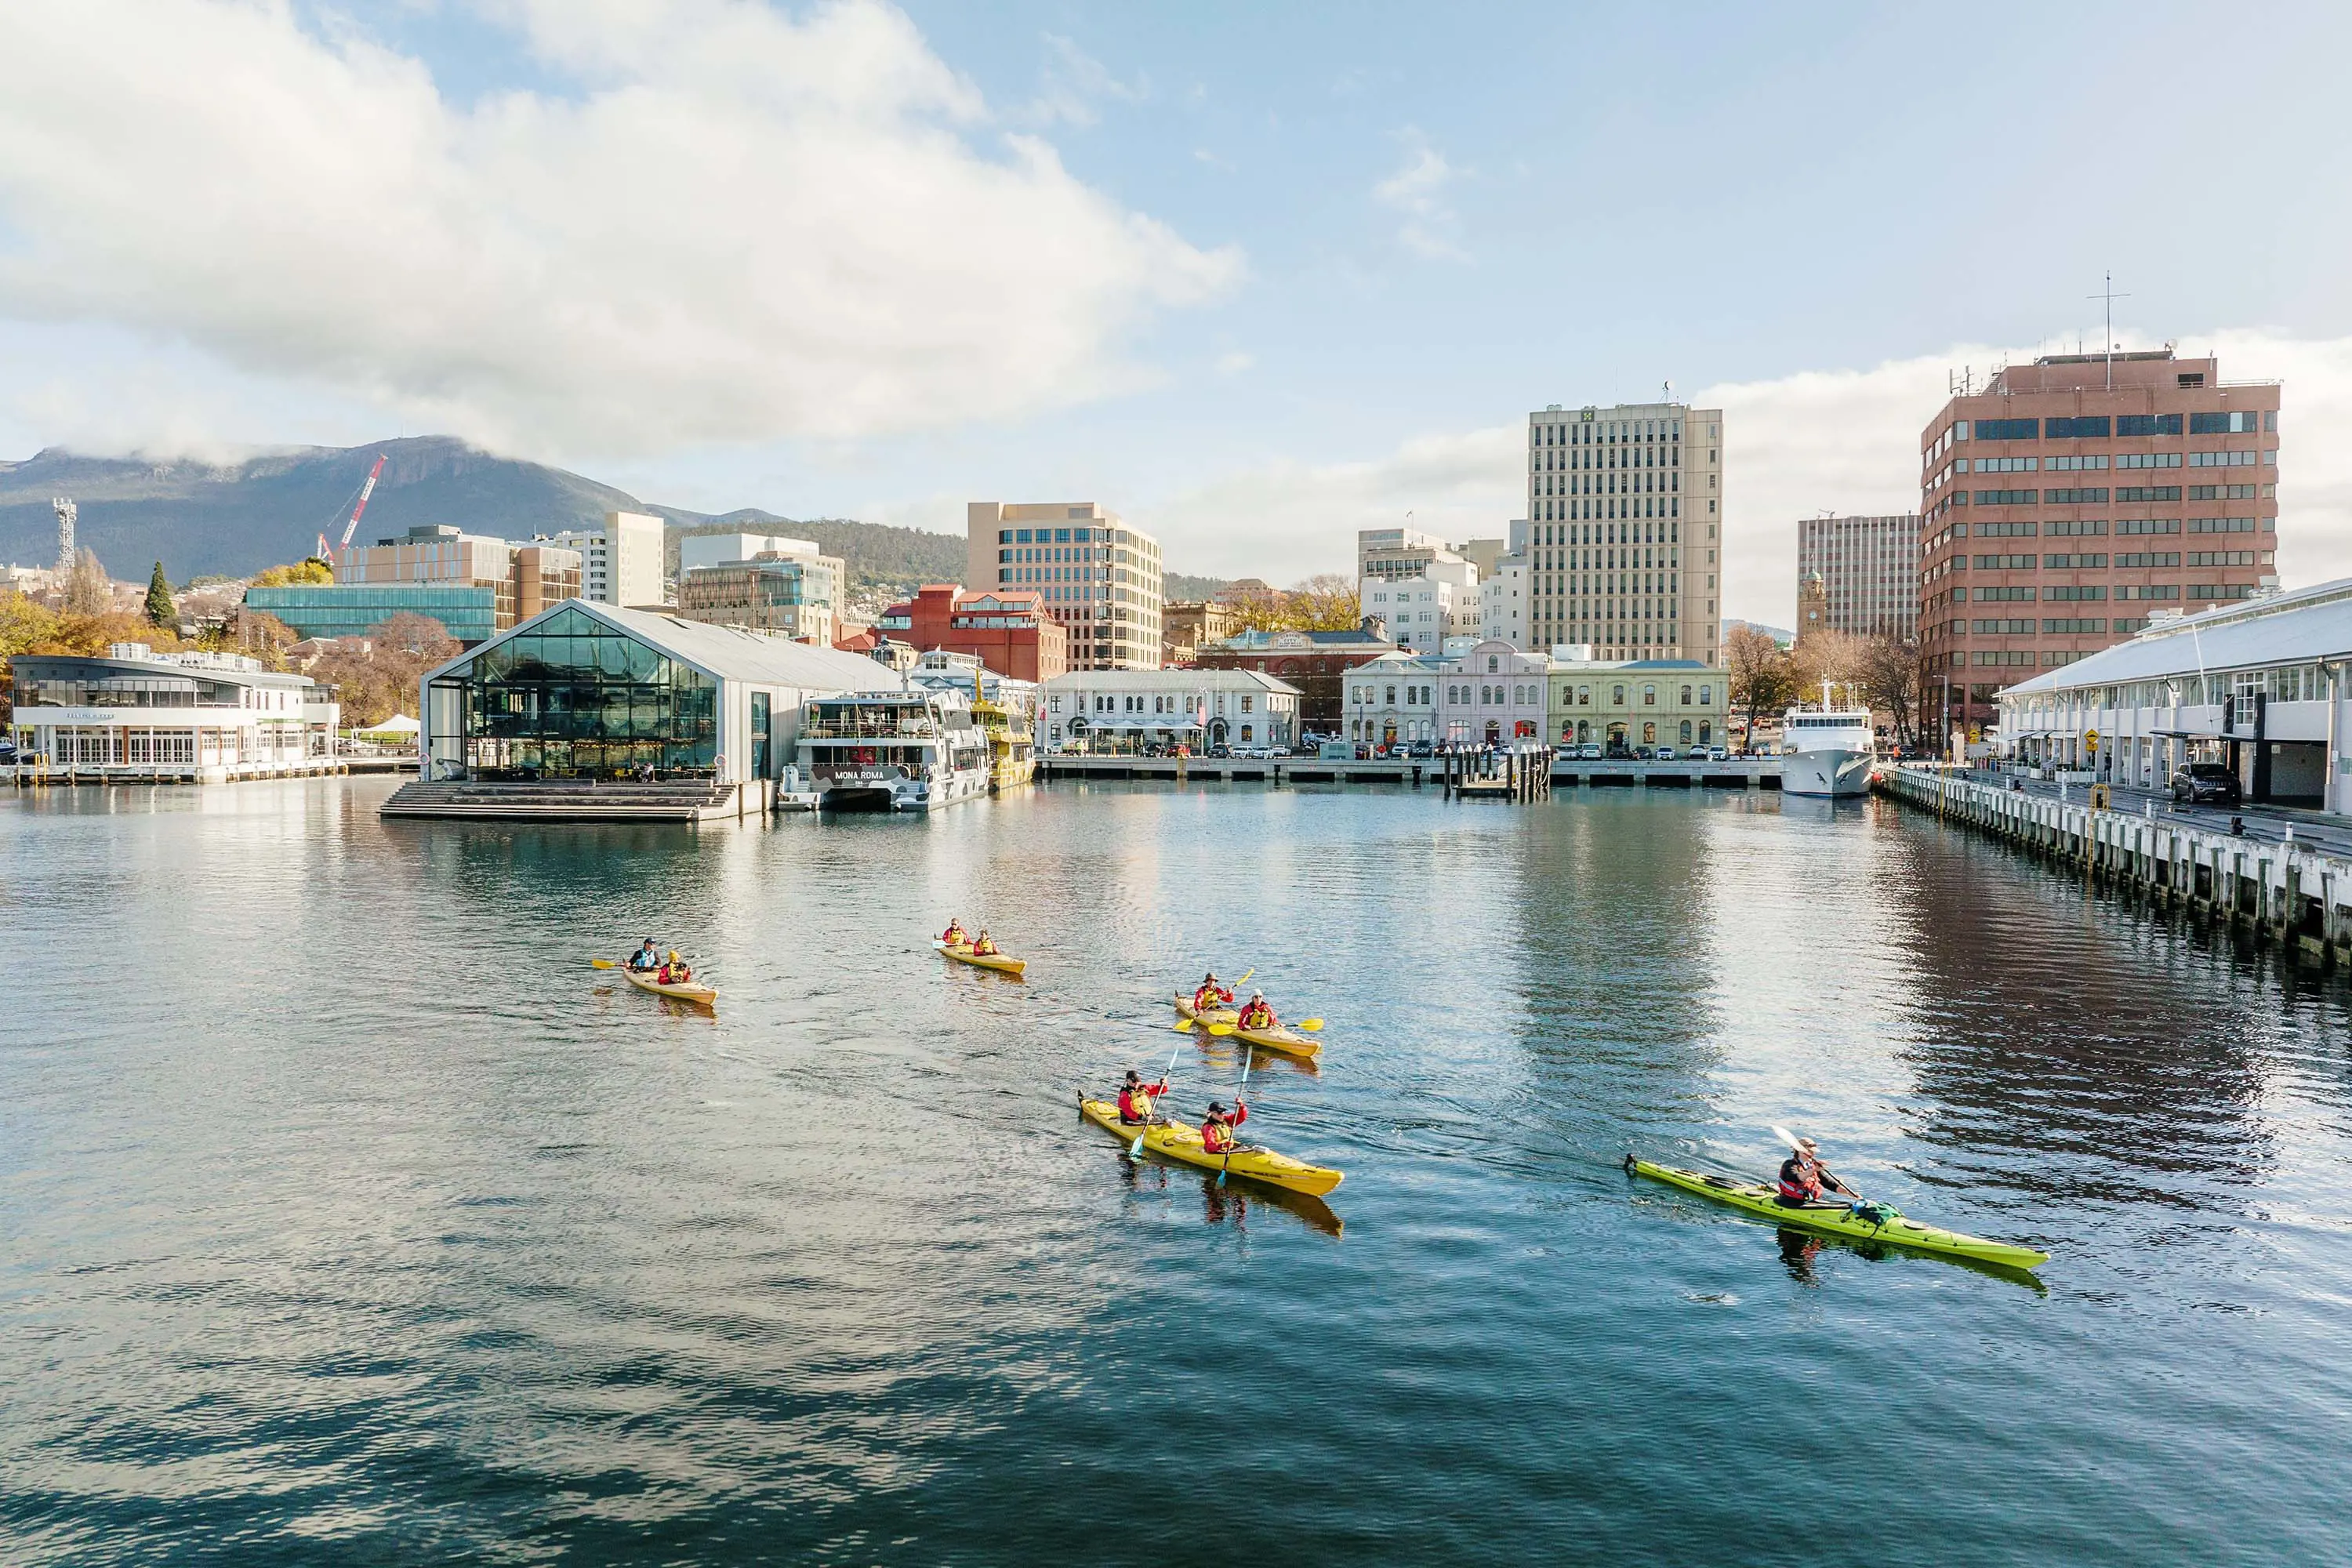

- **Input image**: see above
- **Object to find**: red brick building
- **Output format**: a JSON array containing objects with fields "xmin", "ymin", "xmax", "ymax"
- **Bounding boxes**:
[
  {"xmin": 1189, "ymin": 626, "xmax": 1396, "ymax": 735},
  {"xmin": 874, "ymin": 584, "xmax": 1069, "ymax": 682},
  {"xmin": 1918, "ymin": 349, "xmax": 2279, "ymax": 741}
]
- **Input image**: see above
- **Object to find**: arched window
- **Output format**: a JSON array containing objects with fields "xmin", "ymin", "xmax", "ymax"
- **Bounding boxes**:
[
  {"xmin": 1577, "ymin": 685, "xmax": 1591, "ymax": 706},
  {"xmin": 1699, "ymin": 720, "xmax": 1712, "ymax": 743},
  {"xmin": 1699, "ymin": 684, "xmax": 1711, "ymax": 705},
  {"xmin": 1679, "ymin": 720, "xmax": 1693, "ymax": 743},
  {"xmin": 1643, "ymin": 684, "xmax": 1657, "ymax": 706},
  {"xmin": 1680, "ymin": 684, "xmax": 1693, "ymax": 705},
  {"xmin": 1642, "ymin": 720, "xmax": 1657, "ymax": 744},
  {"xmin": 1612, "ymin": 684, "xmax": 1625, "ymax": 705},
  {"xmin": 1487, "ymin": 655, "xmax": 1499, "ymax": 673}
]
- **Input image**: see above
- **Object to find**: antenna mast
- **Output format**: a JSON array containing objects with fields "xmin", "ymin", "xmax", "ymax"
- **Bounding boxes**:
[{"xmin": 2089, "ymin": 272, "xmax": 2131, "ymax": 390}]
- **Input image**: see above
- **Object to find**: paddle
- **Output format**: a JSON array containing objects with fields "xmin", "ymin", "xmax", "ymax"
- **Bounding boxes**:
[
  {"xmin": 1771, "ymin": 1124, "xmax": 1866, "ymax": 1208},
  {"xmin": 1298, "ymin": 1018, "xmax": 1324, "ymax": 1032},
  {"xmin": 1131, "ymin": 1044, "xmax": 1182, "ymax": 1157},
  {"xmin": 590, "ymin": 958, "xmax": 617, "ymax": 969},
  {"xmin": 1218, "ymin": 1051, "xmax": 1254, "ymax": 1187}
]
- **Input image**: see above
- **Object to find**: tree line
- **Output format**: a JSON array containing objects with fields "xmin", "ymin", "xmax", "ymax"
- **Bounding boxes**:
[{"xmin": 1724, "ymin": 626, "xmax": 1929, "ymax": 752}]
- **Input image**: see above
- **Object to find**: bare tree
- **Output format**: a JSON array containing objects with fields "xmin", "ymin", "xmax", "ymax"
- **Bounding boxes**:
[
  {"xmin": 1725, "ymin": 626, "xmax": 1795, "ymax": 742},
  {"xmin": 64, "ymin": 548, "xmax": 114, "ymax": 616},
  {"xmin": 1853, "ymin": 635, "xmax": 1926, "ymax": 751}
]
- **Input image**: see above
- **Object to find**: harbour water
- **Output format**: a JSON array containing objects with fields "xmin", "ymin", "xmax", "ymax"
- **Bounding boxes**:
[{"xmin": 4, "ymin": 778, "xmax": 2350, "ymax": 1564}]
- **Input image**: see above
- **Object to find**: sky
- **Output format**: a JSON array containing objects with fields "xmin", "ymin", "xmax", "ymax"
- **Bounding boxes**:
[{"xmin": 4, "ymin": 0, "xmax": 2352, "ymax": 625}]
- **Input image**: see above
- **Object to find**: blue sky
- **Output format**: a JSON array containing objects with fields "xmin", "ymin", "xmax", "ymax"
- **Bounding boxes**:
[{"xmin": 4, "ymin": 1, "xmax": 2350, "ymax": 620}]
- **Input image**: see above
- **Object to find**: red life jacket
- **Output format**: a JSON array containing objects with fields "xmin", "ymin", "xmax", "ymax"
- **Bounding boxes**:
[
  {"xmin": 1118, "ymin": 1083, "xmax": 1160, "ymax": 1123},
  {"xmin": 1777, "ymin": 1156, "xmax": 1821, "ymax": 1203},
  {"xmin": 1201, "ymin": 1103, "xmax": 1247, "ymax": 1154}
]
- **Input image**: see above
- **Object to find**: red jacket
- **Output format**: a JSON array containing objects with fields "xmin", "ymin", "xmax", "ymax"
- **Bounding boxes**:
[
  {"xmin": 1201, "ymin": 1102, "xmax": 1249, "ymax": 1153},
  {"xmin": 1117, "ymin": 1080, "xmax": 1168, "ymax": 1123}
]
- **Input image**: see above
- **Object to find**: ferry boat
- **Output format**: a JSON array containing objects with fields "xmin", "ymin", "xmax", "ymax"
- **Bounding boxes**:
[
  {"xmin": 796, "ymin": 690, "xmax": 989, "ymax": 811},
  {"xmin": 1780, "ymin": 689, "xmax": 1876, "ymax": 798},
  {"xmin": 971, "ymin": 698, "xmax": 1036, "ymax": 793}
]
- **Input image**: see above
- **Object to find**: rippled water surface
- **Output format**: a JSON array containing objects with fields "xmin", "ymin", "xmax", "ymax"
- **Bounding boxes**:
[{"xmin": 5, "ymin": 778, "xmax": 2351, "ymax": 1565}]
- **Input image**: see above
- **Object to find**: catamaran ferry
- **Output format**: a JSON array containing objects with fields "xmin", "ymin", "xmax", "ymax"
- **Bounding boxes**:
[
  {"xmin": 796, "ymin": 690, "xmax": 990, "ymax": 811},
  {"xmin": 1779, "ymin": 702, "xmax": 1877, "ymax": 797}
]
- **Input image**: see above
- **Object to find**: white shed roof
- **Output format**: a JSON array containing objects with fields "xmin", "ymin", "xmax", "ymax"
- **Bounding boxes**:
[
  {"xmin": 2002, "ymin": 579, "xmax": 2352, "ymax": 697},
  {"xmin": 423, "ymin": 600, "xmax": 906, "ymax": 692}
]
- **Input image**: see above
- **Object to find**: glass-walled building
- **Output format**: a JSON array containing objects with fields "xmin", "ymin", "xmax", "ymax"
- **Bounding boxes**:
[
  {"xmin": 418, "ymin": 601, "xmax": 898, "ymax": 785},
  {"xmin": 244, "ymin": 583, "xmax": 500, "ymax": 643}
]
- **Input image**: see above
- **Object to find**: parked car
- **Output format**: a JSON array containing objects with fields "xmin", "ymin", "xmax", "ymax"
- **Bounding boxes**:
[
  {"xmin": 2171, "ymin": 763, "xmax": 2242, "ymax": 806},
  {"xmin": 1705, "ymin": 746, "xmax": 1729, "ymax": 761},
  {"xmin": 1577, "ymin": 742, "xmax": 1602, "ymax": 761},
  {"xmin": 1408, "ymin": 740, "xmax": 1435, "ymax": 758},
  {"xmin": 1653, "ymin": 745, "xmax": 1677, "ymax": 762}
]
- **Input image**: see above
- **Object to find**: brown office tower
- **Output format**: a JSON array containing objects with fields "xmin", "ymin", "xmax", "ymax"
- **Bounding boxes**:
[{"xmin": 1917, "ymin": 350, "xmax": 2278, "ymax": 745}]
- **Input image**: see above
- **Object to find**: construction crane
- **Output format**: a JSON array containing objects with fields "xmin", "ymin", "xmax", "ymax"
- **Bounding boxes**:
[{"xmin": 325, "ymin": 453, "xmax": 389, "ymax": 564}]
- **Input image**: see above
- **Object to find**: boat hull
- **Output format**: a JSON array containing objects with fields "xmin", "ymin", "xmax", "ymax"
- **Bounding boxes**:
[
  {"xmin": 1174, "ymin": 995, "xmax": 1240, "ymax": 1025},
  {"xmin": 1232, "ymin": 1024, "xmax": 1319, "ymax": 1058},
  {"xmin": 622, "ymin": 968, "xmax": 717, "ymax": 1007},
  {"xmin": 1628, "ymin": 1159, "xmax": 2049, "ymax": 1270},
  {"xmin": 1781, "ymin": 748, "xmax": 1874, "ymax": 797},
  {"xmin": 937, "ymin": 941, "xmax": 1025, "ymax": 976},
  {"xmin": 1080, "ymin": 1098, "xmax": 1342, "ymax": 1197}
]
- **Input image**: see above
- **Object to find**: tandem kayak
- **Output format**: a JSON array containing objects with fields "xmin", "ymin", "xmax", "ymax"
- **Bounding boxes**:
[
  {"xmin": 1232, "ymin": 1024, "xmax": 1319, "ymax": 1058},
  {"xmin": 1174, "ymin": 995, "xmax": 1240, "ymax": 1025},
  {"xmin": 622, "ymin": 967, "xmax": 717, "ymax": 1007},
  {"xmin": 1079, "ymin": 1098, "xmax": 1343, "ymax": 1198},
  {"xmin": 1626, "ymin": 1158, "xmax": 2050, "ymax": 1271},
  {"xmin": 937, "ymin": 941, "xmax": 1025, "ymax": 976}
]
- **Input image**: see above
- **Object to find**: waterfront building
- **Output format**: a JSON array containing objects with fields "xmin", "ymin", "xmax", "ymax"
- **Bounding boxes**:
[
  {"xmin": 1997, "ymin": 577, "xmax": 2352, "ymax": 811},
  {"xmin": 967, "ymin": 502, "xmax": 1163, "ymax": 672},
  {"xmin": 252, "ymin": 524, "xmax": 581, "ymax": 644},
  {"xmin": 245, "ymin": 582, "xmax": 503, "ymax": 644},
  {"xmin": 678, "ymin": 533, "xmax": 844, "ymax": 620},
  {"xmin": 676, "ymin": 552, "xmax": 839, "ymax": 646},
  {"xmin": 8, "ymin": 642, "xmax": 339, "ymax": 782},
  {"xmin": 873, "ymin": 583, "xmax": 1069, "ymax": 682},
  {"xmin": 1798, "ymin": 514, "xmax": 1919, "ymax": 640},
  {"xmin": 1546, "ymin": 657, "xmax": 1727, "ymax": 752},
  {"xmin": 412, "ymin": 601, "xmax": 896, "ymax": 789},
  {"xmin": 1434, "ymin": 639, "xmax": 1549, "ymax": 746},
  {"xmin": 1162, "ymin": 598, "xmax": 1242, "ymax": 666},
  {"xmin": 544, "ymin": 511, "xmax": 666, "ymax": 608},
  {"xmin": 1363, "ymin": 555, "xmax": 1479, "ymax": 655},
  {"xmin": 1038, "ymin": 668, "xmax": 1299, "ymax": 753},
  {"xmin": 1478, "ymin": 521, "xmax": 1531, "ymax": 649},
  {"xmin": 1523, "ymin": 400, "xmax": 1726, "ymax": 663},
  {"xmin": 1341, "ymin": 652, "xmax": 1443, "ymax": 748},
  {"xmin": 1189, "ymin": 624, "xmax": 1396, "ymax": 735},
  {"xmin": 1918, "ymin": 348, "xmax": 2281, "ymax": 742}
]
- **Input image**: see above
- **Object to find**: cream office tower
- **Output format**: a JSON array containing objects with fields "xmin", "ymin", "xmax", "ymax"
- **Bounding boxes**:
[{"xmin": 1523, "ymin": 401, "xmax": 1725, "ymax": 666}]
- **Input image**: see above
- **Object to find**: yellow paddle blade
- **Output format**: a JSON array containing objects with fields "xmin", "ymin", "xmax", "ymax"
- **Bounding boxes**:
[
  {"xmin": 1206, "ymin": 1022, "xmax": 1236, "ymax": 1036},
  {"xmin": 1298, "ymin": 1018, "xmax": 1323, "ymax": 1032},
  {"xmin": 590, "ymin": 958, "xmax": 618, "ymax": 968},
  {"xmin": 1236, "ymin": 967, "xmax": 1255, "ymax": 986},
  {"xmin": 1173, "ymin": 1019, "xmax": 1196, "ymax": 1031}
]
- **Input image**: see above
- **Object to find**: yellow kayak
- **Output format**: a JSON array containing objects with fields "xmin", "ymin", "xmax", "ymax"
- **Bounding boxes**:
[
  {"xmin": 1174, "ymin": 994, "xmax": 1240, "ymax": 1025},
  {"xmin": 1079, "ymin": 1097, "xmax": 1342, "ymax": 1198},
  {"xmin": 622, "ymin": 967, "xmax": 716, "ymax": 1007},
  {"xmin": 1628, "ymin": 1158, "xmax": 2050, "ymax": 1271},
  {"xmin": 938, "ymin": 941, "xmax": 1025, "ymax": 976},
  {"xmin": 1233, "ymin": 1023, "xmax": 1319, "ymax": 1058}
]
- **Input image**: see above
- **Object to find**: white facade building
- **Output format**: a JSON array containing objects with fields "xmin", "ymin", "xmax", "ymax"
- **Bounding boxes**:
[
  {"xmin": 1039, "ymin": 668, "xmax": 1299, "ymax": 752},
  {"xmin": 1436, "ymin": 639, "xmax": 1550, "ymax": 746},
  {"xmin": 8, "ymin": 643, "xmax": 339, "ymax": 782},
  {"xmin": 1357, "ymin": 526, "xmax": 1466, "ymax": 587},
  {"xmin": 1479, "ymin": 520, "xmax": 1531, "ymax": 648},
  {"xmin": 1341, "ymin": 652, "xmax": 1443, "ymax": 748},
  {"xmin": 546, "ymin": 510, "xmax": 667, "ymax": 608},
  {"xmin": 1523, "ymin": 400, "xmax": 1726, "ymax": 664},
  {"xmin": 1363, "ymin": 555, "xmax": 1479, "ymax": 656}
]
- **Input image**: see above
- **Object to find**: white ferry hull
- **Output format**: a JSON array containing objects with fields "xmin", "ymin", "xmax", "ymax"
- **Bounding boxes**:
[
  {"xmin": 1782, "ymin": 748, "xmax": 1874, "ymax": 798},
  {"xmin": 886, "ymin": 767, "xmax": 991, "ymax": 812}
]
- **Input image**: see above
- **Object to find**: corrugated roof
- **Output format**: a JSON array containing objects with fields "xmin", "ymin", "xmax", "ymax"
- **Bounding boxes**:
[
  {"xmin": 423, "ymin": 600, "xmax": 905, "ymax": 692},
  {"xmin": 2002, "ymin": 579, "xmax": 2352, "ymax": 696}
]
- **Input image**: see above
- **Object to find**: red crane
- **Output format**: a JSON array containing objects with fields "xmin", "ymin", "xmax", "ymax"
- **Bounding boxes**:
[{"xmin": 331, "ymin": 453, "xmax": 389, "ymax": 563}]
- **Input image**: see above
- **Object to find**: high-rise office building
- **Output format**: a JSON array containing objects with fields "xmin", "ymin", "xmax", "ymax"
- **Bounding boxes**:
[
  {"xmin": 968, "ymin": 502, "xmax": 1163, "ymax": 671},
  {"xmin": 1523, "ymin": 401, "xmax": 1726, "ymax": 665},
  {"xmin": 544, "ymin": 510, "xmax": 666, "ymax": 608},
  {"xmin": 1796, "ymin": 514, "xmax": 1921, "ymax": 641},
  {"xmin": 1916, "ymin": 349, "xmax": 2280, "ymax": 739}
]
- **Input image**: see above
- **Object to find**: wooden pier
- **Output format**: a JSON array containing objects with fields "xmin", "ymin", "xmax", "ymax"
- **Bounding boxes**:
[{"xmin": 1878, "ymin": 764, "xmax": 2352, "ymax": 967}]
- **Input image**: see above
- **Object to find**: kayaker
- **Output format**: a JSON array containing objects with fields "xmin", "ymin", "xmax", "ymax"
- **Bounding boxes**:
[
  {"xmin": 1192, "ymin": 973, "xmax": 1233, "ymax": 1014},
  {"xmin": 1776, "ymin": 1138, "xmax": 1857, "ymax": 1208},
  {"xmin": 1116, "ymin": 1069, "xmax": 1169, "ymax": 1126},
  {"xmin": 970, "ymin": 930, "xmax": 1000, "ymax": 957},
  {"xmin": 659, "ymin": 950, "xmax": 693, "ymax": 986},
  {"xmin": 626, "ymin": 938, "xmax": 661, "ymax": 972},
  {"xmin": 939, "ymin": 918, "xmax": 969, "ymax": 947},
  {"xmin": 1200, "ymin": 1099, "xmax": 1250, "ymax": 1156},
  {"xmin": 1236, "ymin": 992, "xmax": 1278, "ymax": 1031}
]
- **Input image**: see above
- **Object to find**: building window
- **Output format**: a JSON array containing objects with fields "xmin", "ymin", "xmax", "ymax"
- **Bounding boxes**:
[
  {"xmin": 1698, "ymin": 684, "xmax": 1711, "ymax": 704},
  {"xmin": 1643, "ymin": 684, "xmax": 1657, "ymax": 706},
  {"xmin": 1613, "ymin": 684, "xmax": 1625, "ymax": 704}
]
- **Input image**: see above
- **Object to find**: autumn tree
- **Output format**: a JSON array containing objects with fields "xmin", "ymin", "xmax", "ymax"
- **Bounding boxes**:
[
  {"xmin": 308, "ymin": 613, "xmax": 460, "ymax": 728},
  {"xmin": 234, "ymin": 608, "xmax": 298, "ymax": 670},
  {"xmin": 1283, "ymin": 573, "xmax": 1365, "ymax": 632},
  {"xmin": 1724, "ymin": 625, "xmax": 1795, "ymax": 742},
  {"xmin": 1852, "ymin": 635, "xmax": 1926, "ymax": 751},
  {"xmin": 64, "ymin": 548, "xmax": 114, "ymax": 615},
  {"xmin": 145, "ymin": 562, "xmax": 176, "ymax": 628},
  {"xmin": 252, "ymin": 558, "xmax": 333, "ymax": 587}
]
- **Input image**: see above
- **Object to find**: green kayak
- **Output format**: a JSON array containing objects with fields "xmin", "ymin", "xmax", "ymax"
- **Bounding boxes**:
[{"xmin": 1627, "ymin": 1157, "xmax": 2051, "ymax": 1272}]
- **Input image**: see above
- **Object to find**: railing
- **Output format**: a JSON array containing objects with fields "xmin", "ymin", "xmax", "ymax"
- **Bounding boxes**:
[{"xmin": 800, "ymin": 720, "xmax": 942, "ymax": 740}]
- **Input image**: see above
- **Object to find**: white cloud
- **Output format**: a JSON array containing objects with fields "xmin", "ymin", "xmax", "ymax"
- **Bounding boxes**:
[
  {"xmin": 0, "ymin": 0, "xmax": 1237, "ymax": 460},
  {"xmin": 1214, "ymin": 350, "xmax": 1254, "ymax": 376},
  {"xmin": 1139, "ymin": 423, "xmax": 1521, "ymax": 583},
  {"xmin": 1372, "ymin": 129, "xmax": 1465, "ymax": 261},
  {"xmin": 1024, "ymin": 33, "xmax": 1147, "ymax": 128}
]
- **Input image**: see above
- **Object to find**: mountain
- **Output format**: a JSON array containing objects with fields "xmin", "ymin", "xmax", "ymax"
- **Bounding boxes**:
[{"xmin": 0, "ymin": 437, "xmax": 974, "ymax": 597}]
